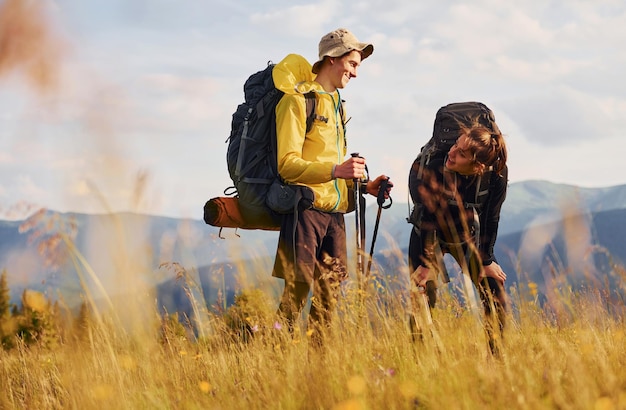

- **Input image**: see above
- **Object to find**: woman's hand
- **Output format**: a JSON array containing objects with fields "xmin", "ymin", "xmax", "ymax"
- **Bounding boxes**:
[
  {"xmin": 480, "ymin": 262, "xmax": 507, "ymax": 285},
  {"xmin": 411, "ymin": 265, "xmax": 434, "ymax": 288},
  {"xmin": 366, "ymin": 174, "xmax": 393, "ymax": 197}
]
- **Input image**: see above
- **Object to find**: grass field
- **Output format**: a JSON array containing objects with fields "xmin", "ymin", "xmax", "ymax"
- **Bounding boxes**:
[
  {"xmin": 1, "ymin": 207, "xmax": 624, "ymax": 409},
  {"xmin": 1, "ymin": 268, "xmax": 625, "ymax": 410}
]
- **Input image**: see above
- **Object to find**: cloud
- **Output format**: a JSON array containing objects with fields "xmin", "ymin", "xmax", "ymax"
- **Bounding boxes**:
[
  {"xmin": 501, "ymin": 86, "xmax": 626, "ymax": 145},
  {"xmin": 386, "ymin": 36, "xmax": 414, "ymax": 55},
  {"xmin": 124, "ymin": 74, "xmax": 228, "ymax": 135},
  {"xmin": 1, "ymin": 0, "xmax": 625, "ymax": 219},
  {"xmin": 66, "ymin": 179, "xmax": 91, "ymax": 196},
  {"xmin": 249, "ymin": 2, "xmax": 334, "ymax": 35},
  {"xmin": 16, "ymin": 174, "xmax": 47, "ymax": 199},
  {"xmin": 0, "ymin": 151, "xmax": 11, "ymax": 164}
]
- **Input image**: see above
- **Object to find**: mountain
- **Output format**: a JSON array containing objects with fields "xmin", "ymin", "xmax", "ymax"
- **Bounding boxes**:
[
  {"xmin": 498, "ymin": 180, "xmax": 626, "ymax": 235},
  {"xmin": 465, "ymin": 208, "xmax": 625, "ymax": 291},
  {"xmin": 1, "ymin": 180, "xmax": 625, "ymax": 312},
  {"xmin": 0, "ymin": 211, "xmax": 278, "ymax": 308},
  {"xmin": 345, "ymin": 180, "xmax": 626, "ymax": 258}
]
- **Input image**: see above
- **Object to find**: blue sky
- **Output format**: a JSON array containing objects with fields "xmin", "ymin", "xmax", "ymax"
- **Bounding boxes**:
[{"xmin": 1, "ymin": 0, "xmax": 625, "ymax": 220}]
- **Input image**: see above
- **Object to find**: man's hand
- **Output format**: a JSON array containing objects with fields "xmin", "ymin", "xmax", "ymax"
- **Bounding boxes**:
[
  {"xmin": 480, "ymin": 262, "xmax": 507, "ymax": 285},
  {"xmin": 334, "ymin": 156, "xmax": 366, "ymax": 179}
]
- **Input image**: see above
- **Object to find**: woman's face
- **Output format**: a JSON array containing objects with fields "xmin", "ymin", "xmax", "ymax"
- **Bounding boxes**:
[{"xmin": 445, "ymin": 134, "xmax": 480, "ymax": 175}]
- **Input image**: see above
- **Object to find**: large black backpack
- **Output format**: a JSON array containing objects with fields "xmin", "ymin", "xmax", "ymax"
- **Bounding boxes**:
[
  {"xmin": 408, "ymin": 102, "xmax": 500, "ymax": 227},
  {"xmin": 224, "ymin": 63, "xmax": 318, "ymax": 229}
]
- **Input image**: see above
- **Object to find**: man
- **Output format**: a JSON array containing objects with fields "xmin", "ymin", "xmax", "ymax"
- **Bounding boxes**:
[{"xmin": 271, "ymin": 28, "xmax": 392, "ymax": 341}]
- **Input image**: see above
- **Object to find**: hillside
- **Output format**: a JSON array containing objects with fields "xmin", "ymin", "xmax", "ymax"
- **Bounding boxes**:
[{"xmin": 1, "ymin": 181, "xmax": 625, "ymax": 311}]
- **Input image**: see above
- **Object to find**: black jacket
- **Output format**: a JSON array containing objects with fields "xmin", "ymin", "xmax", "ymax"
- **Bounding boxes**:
[{"xmin": 409, "ymin": 154, "xmax": 508, "ymax": 267}]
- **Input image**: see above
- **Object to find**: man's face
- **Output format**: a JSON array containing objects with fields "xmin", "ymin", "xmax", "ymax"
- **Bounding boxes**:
[{"xmin": 330, "ymin": 50, "xmax": 362, "ymax": 89}]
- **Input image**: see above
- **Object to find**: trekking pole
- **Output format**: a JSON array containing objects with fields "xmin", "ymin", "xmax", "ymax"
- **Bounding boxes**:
[
  {"xmin": 351, "ymin": 153, "xmax": 364, "ymax": 285},
  {"xmin": 408, "ymin": 279, "xmax": 434, "ymax": 344},
  {"xmin": 366, "ymin": 177, "xmax": 392, "ymax": 277},
  {"xmin": 417, "ymin": 283, "xmax": 434, "ymax": 326}
]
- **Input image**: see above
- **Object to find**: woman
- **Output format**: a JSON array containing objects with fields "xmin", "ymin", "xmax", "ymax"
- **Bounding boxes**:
[{"xmin": 408, "ymin": 124, "xmax": 508, "ymax": 353}]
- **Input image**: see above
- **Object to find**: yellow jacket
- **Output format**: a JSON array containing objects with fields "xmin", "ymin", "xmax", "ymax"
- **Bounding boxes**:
[{"xmin": 273, "ymin": 54, "xmax": 351, "ymax": 213}]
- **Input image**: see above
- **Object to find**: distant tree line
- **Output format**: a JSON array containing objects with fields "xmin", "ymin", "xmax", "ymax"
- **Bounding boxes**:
[
  {"xmin": 0, "ymin": 269, "xmax": 92, "ymax": 350},
  {"xmin": 0, "ymin": 268, "xmax": 265, "ymax": 351}
]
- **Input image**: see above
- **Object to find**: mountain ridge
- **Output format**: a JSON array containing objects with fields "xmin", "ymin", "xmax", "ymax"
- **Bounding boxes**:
[{"xmin": 1, "ymin": 180, "xmax": 625, "ymax": 309}]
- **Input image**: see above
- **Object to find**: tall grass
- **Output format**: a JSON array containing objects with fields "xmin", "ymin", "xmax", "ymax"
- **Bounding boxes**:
[
  {"xmin": 3, "ymin": 201, "xmax": 624, "ymax": 409},
  {"xmin": 1, "ymin": 260, "xmax": 625, "ymax": 410},
  {"xmin": 2, "ymin": 204, "xmax": 626, "ymax": 409}
]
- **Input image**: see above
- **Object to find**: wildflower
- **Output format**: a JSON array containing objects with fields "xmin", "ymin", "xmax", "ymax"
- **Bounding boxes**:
[
  {"xmin": 594, "ymin": 396, "xmax": 614, "ymax": 410},
  {"xmin": 347, "ymin": 376, "xmax": 366, "ymax": 396},
  {"xmin": 198, "ymin": 381, "xmax": 211, "ymax": 394},
  {"xmin": 118, "ymin": 354, "xmax": 136, "ymax": 371},
  {"xmin": 332, "ymin": 398, "xmax": 364, "ymax": 410},
  {"xmin": 581, "ymin": 343, "xmax": 595, "ymax": 357},
  {"xmin": 384, "ymin": 368, "xmax": 396, "ymax": 377},
  {"xmin": 398, "ymin": 380, "xmax": 419, "ymax": 400},
  {"xmin": 273, "ymin": 322, "xmax": 282, "ymax": 330},
  {"xmin": 92, "ymin": 384, "xmax": 114, "ymax": 401},
  {"xmin": 251, "ymin": 324, "xmax": 259, "ymax": 332},
  {"xmin": 306, "ymin": 329, "xmax": 314, "ymax": 337}
]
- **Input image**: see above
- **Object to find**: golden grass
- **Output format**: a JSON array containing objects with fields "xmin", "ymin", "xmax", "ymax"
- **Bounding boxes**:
[
  {"xmin": 1, "ymin": 273, "xmax": 625, "ymax": 410},
  {"xmin": 3, "ymin": 198, "xmax": 625, "ymax": 409}
]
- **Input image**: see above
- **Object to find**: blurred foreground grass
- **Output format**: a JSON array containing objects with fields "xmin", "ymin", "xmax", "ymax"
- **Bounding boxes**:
[{"xmin": 1, "ymin": 276, "xmax": 625, "ymax": 410}]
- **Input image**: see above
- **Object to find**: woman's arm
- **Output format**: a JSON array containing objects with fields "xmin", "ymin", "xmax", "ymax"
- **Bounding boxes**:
[{"xmin": 479, "ymin": 165, "xmax": 508, "ymax": 265}]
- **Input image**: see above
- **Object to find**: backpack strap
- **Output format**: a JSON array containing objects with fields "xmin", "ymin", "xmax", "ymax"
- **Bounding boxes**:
[
  {"xmin": 339, "ymin": 99, "xmax": 345, "ymax": 127},
  {"xmin": 415, "ymin": 142, "xmax": 438, "ymax": 181},
  {"xmin": 304, "ymin": 91, "xmax": 325, "ymax": 133},
  {"xmin": 463, "ymin": 168, "xmax": 492, "ymax": 209},
  {"xmin": 443, "ymin": 169, "xmax": 491, "ymax": 210},
  {"xmin": 302, "ymin": 91, "xmax": 347, "ymax": 134}
]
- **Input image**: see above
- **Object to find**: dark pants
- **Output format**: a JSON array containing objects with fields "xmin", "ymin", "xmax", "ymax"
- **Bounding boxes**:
[
  {"xmin": 272, "ymin": 208, "xmax": 348, "ymax": 338},
  {"xmin": 408, "ymin": 228, "xmax": 507, "ymax": 351}
]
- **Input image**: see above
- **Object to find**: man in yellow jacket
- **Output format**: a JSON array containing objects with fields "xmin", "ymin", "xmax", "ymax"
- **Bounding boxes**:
[{"xmin": 271, "ymin": 28, "xmax": 393, "ymax": 342}]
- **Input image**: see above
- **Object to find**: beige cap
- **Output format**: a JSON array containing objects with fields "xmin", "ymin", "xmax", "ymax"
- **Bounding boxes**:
[{"xmin": 311, "ymin": 28, "xmax": 374, "ymax": 74}]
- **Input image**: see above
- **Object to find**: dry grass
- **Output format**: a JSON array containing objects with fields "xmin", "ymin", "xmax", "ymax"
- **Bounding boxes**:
[
  {"xmin": 3, "ymin": 200, "xmax": 624, "ymax": 410},
  {"xmin": 1, "ymin": 270, "xmax": 625, "ymax": 410},
  {"xmin": 2, "ymin": 203, "xmax": 626, "ymax": 409}
]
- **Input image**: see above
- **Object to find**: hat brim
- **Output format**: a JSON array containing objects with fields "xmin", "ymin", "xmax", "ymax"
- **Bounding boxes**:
[{"xmin": 311, "ymin": 43, "xmax": 374, "ymax": 74}]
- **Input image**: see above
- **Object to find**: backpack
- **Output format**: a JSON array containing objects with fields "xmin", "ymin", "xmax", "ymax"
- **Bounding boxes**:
[
  {"xmin": 407, "ymin": 102, "xmax": 500, "ymax": 228},
  {"xmin": 223, "ymin": 62, "xmax": 319, "ymax": 229}
]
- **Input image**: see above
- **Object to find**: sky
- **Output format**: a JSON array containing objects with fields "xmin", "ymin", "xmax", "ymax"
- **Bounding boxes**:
[{"xmin": 1, "ymin": 0, "xmax": 625, "ymax": 221}]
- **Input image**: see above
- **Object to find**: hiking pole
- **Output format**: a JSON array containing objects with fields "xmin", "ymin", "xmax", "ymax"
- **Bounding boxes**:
[
  {"xmin": 408, "ymin": 282, "xmax": 433, "ymax": 343},
  {"xmin": 351, "ymin": 152, "xmax": 364, "ymax": 284},
  {"xmin": 366, "ymin": 177, "xmax": 392, "ymax": 277},
  {"xmin": 359, "ymin": 185, "xmax": 367, "ymax": 275},
  {"xmin": 417, "ymin": 283, "xmax": 434, "ymax": 326}
]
